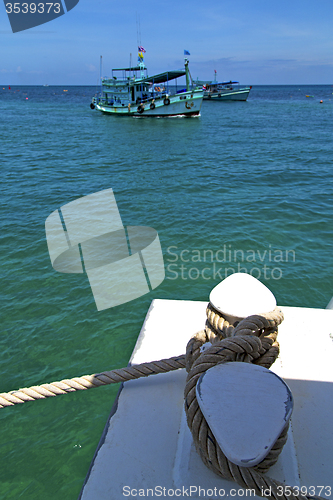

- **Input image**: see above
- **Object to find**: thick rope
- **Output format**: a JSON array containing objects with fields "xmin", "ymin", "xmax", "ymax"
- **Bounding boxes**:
[
  {"xmin": 0, "ymin": 355, "xmax": 186, "ymax": 408},
  {"xmin": 0, "ymin": 304, "xmax": 282, "ymax": 409},
  {"xmin": 184, "ymin": 306, "xmax": 323, "ymax": 500}
]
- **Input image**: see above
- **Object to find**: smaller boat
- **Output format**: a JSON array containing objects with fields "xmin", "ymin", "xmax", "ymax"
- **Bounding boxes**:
[
  {"xmin": 90, "ymin": 49, "xmax": 203, "ymax": 117},
  {"xmin": 196, "ymin": 70, "xmax": 251, "ymax": 101}
]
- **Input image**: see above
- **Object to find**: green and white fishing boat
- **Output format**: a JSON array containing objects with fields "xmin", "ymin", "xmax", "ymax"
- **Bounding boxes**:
[
  {"xmin": 90, "ymin": 48, "xmax": 203, "ymax": 117},
  {"xmin": 197, "ymin": 70, "xmax": 252, "ymax": 101}
]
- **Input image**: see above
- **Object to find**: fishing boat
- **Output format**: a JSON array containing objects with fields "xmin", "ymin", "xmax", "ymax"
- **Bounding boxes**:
[
  {"xmin": 90, "ymin": 48, "xmax": 203, "ymax": 117},
  {"xmin": 78, "ymin": 273, "xmax": 333, "ymax": 499},
  {"xmin": 197, "ymin": 70, "xmax": 251, "ymax": 101}
]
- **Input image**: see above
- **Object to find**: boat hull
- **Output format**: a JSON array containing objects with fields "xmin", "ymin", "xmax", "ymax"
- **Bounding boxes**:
[
  {"xmin": 79, "ymin": 299, "xmax": 333, "ymax": 500},
  {"xmin": 95, "ymin": 91, "xmax": 203, "ymax": 117},
  {"xmin": 204, "ymin": 88, "xmax": 250, "ymax": 101}
]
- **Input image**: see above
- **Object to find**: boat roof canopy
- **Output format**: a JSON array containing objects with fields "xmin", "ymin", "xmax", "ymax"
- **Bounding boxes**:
[
  {"xmin": 109, "ymin": 67, "xmax": 186, "ymax": 84},
  {"xmin": 112, "ymin": 66, "xmax": 147, "ymax": 72},
  {"xmin": 208, "ymin": 80, "xmax": 239, "ymax": 85},
  {"xmin": 140, "ymin": 69, "xmax": 186, "ymax": 84}
]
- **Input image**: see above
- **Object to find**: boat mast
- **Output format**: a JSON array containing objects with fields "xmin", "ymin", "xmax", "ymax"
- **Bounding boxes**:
[
  {"xmin": 185, "ymin": 58, "xmax": 190, "ymax": 92},
  {"xmin": 184, "ymin": 50, "xmax": 191, "ymax": 91}
]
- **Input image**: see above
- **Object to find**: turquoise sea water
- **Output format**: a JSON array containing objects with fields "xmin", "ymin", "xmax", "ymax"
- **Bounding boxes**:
[{"xmin": 1, "ymin": 85, "xmax": 332, "ymax": 499}]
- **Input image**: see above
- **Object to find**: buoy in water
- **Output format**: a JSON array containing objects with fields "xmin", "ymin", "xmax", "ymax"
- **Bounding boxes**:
[{"xmin": 320, "ymin": 100, "xmax": 323, "ymax": 103}]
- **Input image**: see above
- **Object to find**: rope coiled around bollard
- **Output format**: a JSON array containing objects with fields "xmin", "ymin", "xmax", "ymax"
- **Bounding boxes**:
[{"xmin": 184, "ymin": 305, "xmax": 323, "ymax": 500}]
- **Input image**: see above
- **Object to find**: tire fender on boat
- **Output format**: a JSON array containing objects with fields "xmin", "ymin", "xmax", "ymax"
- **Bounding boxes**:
[
  {"xmin": 163, "ymin": 97, "xmax": 170, "ymax": 105},
  {"xmin": 150, "ymin": 102, "xmax": 155, "ymax": 110},
  {"xmin": 137, "ymin": 104, "xmax": 145, "ymax": 113},
  {"xmin": 90, "ymin": 103, "xmax": 95, "ymax": 109}
]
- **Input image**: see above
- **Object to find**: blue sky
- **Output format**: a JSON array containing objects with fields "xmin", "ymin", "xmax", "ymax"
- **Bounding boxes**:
[{"xmin": 1, "ymin": 0, "xmax": 333, "ymax": 85}]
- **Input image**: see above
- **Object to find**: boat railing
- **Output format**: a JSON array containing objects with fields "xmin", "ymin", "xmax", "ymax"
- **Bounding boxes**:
[{"xmin": 95, "ymin": 87, "xmax": 201, "ymax": 108}]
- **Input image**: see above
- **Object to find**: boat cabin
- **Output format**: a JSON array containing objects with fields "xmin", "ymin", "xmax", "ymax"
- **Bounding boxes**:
[{"xmin": 202, "ymin": 80, "xmax": 239, "ymax": 92}]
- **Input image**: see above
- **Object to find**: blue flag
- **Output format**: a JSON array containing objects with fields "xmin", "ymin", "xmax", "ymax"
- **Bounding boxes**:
[{"xmin": 184, "ymin": 50, "xmax": 190, "ymax": 55}]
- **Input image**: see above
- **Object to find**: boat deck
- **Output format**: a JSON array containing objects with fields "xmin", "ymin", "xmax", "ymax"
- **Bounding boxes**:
[{"xmin": 79, "ymin": 299, "xmax": 333, "ymax": 499}]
